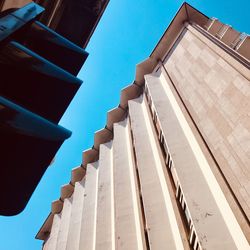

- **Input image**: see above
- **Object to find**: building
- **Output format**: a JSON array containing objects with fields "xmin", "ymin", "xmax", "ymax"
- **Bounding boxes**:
[
  {"xmin": 0, "ymin": 0, "xmax": 109, "ymax": 216},
  {"xmin": 0, "ymin": 0, "xmax": 109, "ymax": 48},
  {"xmin": 36, "ymin": 2, "xmax": 250, "ymax": 249}
]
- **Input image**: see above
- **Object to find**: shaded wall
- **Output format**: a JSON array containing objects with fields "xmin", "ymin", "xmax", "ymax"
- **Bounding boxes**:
[{"xmin": 0, "ymin": 0, "xmax": 109, "ymax": 47}]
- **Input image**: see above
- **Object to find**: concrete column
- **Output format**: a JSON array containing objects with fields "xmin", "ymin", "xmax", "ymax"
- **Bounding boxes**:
[
  {"xmin": 43, "ymin": 214, "xmax": 61, "ymax": 250},
  {"xmin": 129, "ymin": 96, "xmax": 185, "ymax": 250},
  {"xmin": 113, "ymin": 118, "xmax": 146, "ymax": 250},
  {"xmin": 96, "ymin": 142, "xmax": 115, "ymax": 250},
  {"xmin": 79, "ymin": 162, "xmax": 99, "ymax": 250},
  {"xmin": 56, "ymin": 197, "xmax": 72, "ymax": 250},
  {"xmin": 66, "ymin": 180, "xmax": 85, "ymax": 250}
]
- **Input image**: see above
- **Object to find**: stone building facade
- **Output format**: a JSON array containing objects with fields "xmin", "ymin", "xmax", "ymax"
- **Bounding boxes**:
[{"xmin": 37, "ymin": 3, "xmax": 250, "ymax": 249}]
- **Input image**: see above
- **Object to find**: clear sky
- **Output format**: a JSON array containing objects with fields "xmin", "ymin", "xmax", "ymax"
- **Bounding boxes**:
[{"xmin": 0, "ymin": 0, "xmax": 249, "ymax": 249}]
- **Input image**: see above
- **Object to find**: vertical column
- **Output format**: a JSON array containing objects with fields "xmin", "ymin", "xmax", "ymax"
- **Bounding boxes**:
[
  {"xmin": 43, "ymin": 214, "xmax": 61, "ymax": 250},
  {"xmin": 129, "ymin": 96, "xmax": 185, "ymax": 250},
  {"xmin": 56, "ymin": 197, "xmax": 72, "ymax": 250},
  {"xmin": 113, "ymin": 119, "xmax": 145, "ymax": 250},
  {"xmin": 79, "ymin": 162, "xmax": 99, "ymax": 250},
  {"xmin": 96, "ymin": 142, "xmax": 115, "ymax": 250},
  {"xmin": 66, "ymin": 179, "xmax": 85, "ymax": 250},
  {"xmin": 145, "ymin": 72, "xmax": 249, "ymax": 249}
]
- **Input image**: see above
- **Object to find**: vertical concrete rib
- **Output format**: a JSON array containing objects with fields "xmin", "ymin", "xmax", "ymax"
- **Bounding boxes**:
[
  {"xmin": 66, "ymin": 179, "xmax": 85, "ymax": 250},
  {"xmin": 79, "ymin": 162, "xmax": 99, "ymax": 250},
  {"xmin": 43, "ymin": 214, "xmax": 61, "ymax": 250},
  {"xmin": 113, "ymin": 119, "xmax": 145, "ymax": 250},
  {"xmin": 129, "ymin": 96, "xmax": 185, "ymax": 250},
  {"xmin": 96, "ymin": 142, "xmax": 115, "ymax": 250},
  {"xmin": 145, "ymin": 72, "xmax": 249, "ymax": 249},
  {"xmin": 56, "ymin": 197, "xmax": 72, "ymax": 250}
]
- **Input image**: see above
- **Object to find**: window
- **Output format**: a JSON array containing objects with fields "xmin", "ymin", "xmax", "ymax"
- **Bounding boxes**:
[
  {"xmin": 168, "ymin": 159, "xmax": 172, "ymax": 169},
  {"xmin": 176, "ymin": 185, "xmax": 181, "ymax": 200},
  {"xmin": 166, "ymin": 153, "xmax": 170, "ymax": 166}
]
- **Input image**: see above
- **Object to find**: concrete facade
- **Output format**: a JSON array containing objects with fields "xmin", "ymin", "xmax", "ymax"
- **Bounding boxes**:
[{"xmin": 37, "ymin": 3, "xmax": 250, "ymax": 249}]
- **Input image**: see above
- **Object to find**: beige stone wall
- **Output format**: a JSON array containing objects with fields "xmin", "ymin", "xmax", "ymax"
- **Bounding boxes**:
[
  {"xmin": 144, "ymin": 73, "xmax": 249, "ymax": 249},
  {"xmin": 164, "ymin": 26, "xmax": 250, "ymax": 224}
]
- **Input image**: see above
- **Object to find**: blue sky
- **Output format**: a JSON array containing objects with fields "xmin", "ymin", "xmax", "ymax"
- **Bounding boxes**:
[{"xmin": 0, "ymin": 0, "xmax": 249, "ymax": 249}]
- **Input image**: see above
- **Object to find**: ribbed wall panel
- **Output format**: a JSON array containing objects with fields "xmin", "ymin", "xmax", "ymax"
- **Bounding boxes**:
[
  {"xmin": 145, "ymin": 72, "xmax": 249, "ymax": 249},
  {"xmin": 41, "ymin": 75, "xmax": 249, "ymax": 250},
  {"xmin": 113, "ymin": 119, "xmax": 145, "ymax": 250},
  {"xmin": 96, "ymin": 142, "xmax": 115, "ymax": 250},
  {"xmin": 79, "ymin": 162, "xmax": 99, "ymax": 250},
  {"xmin": 37, "ymin": 5, "xmax": 250, "ymax": 249},
  {"xmin": 66, "ymin": 180, "xmax": 85, "ymax": 250},
  {"xmin": 56, "ymin": 197, "xmax": 72, "ymax": 250},
  {"xmin": 43, "ymin": 214, "xmax": 61, "ymax": 250},
  {"xmin": 128, "ymin": 96, "xmax": 185, "ymax": 250}
]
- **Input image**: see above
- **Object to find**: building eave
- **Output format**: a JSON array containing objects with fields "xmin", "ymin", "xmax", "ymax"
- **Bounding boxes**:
[{"xmin": 150, "ymin": 2, "xmax": 208, "ymax": 65}]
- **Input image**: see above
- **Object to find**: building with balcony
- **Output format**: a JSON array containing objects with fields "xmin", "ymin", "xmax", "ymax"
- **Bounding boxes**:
[
  {"xmin": 0, "ymin": 0, "xmax": 109, "ymax": 216},
  {"xmin": 36, "ymin": 2, "xmax": 250, "ymax": 249},
  {"xmin": 0, "ymin": 0, "xmax": 109, "ymax": 48}
]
